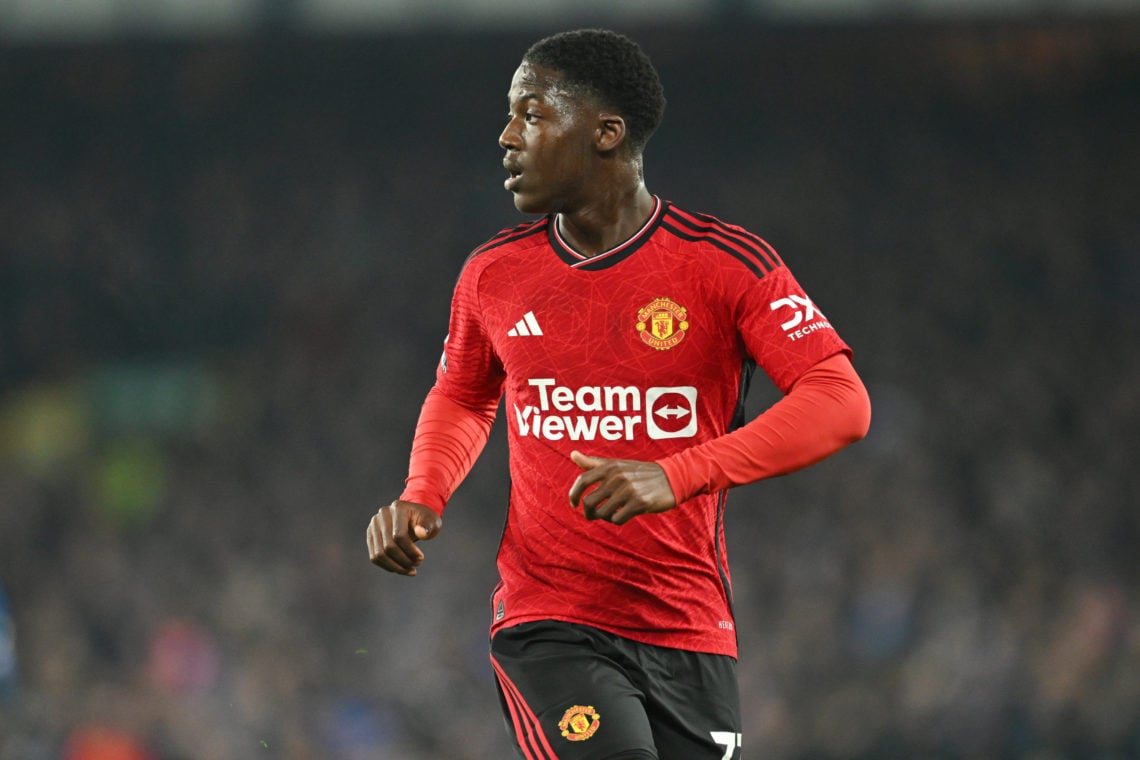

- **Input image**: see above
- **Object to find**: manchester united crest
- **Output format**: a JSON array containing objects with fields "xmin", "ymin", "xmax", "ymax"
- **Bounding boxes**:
[
  {"xmin": 636, "ymin": 298, "xmax": 689, "ymax": 350},
  {"xmin": 559, "ymin": 705, "xmax": 601, "ymax": 741}
]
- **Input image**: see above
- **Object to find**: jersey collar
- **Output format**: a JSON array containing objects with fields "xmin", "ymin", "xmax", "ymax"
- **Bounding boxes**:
[{"xmin": 548, "ymin": 196, "xmax": 666, "ymax": 271}]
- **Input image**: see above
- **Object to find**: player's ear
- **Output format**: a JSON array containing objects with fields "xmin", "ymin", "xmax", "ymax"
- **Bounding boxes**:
[{"xmin": 595, "ymin": 113, "xmax": 627, "ymax": 153}]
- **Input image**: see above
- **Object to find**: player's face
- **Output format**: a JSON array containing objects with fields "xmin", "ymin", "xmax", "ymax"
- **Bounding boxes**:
[{"xmin": 499, "ymin": 63, "xmax": 599, "ymax": 215}]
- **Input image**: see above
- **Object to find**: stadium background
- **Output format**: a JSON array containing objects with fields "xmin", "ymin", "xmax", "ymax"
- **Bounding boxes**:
[{"xmin": 1, "ymin": 1, "xmax": 1138, "ymax": 758}]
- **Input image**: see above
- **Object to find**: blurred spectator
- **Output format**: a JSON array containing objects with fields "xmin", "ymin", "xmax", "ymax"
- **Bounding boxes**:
[
  {"xmin": 146, "ymin": 618, "xmax": 220, "ymax": 694},
  {"xmin": 62, "ymin": 726, "xmax": 153, "ymax": 760},
  {"xmin": 0, "ymin": 585, "xmax": 16, "ymax": 701}
]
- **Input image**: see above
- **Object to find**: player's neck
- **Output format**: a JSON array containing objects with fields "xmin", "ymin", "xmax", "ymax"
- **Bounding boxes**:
[{"xmin": 556, "ymin": 186, "xmax": 656, "ymax": 259}]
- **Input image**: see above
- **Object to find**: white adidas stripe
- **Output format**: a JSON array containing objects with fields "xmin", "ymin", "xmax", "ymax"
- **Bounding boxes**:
[
  {"xmin": 523, "ymin": 311, "xmax": 542, "ymax": 335},
  {"xmin": 507, "ymin": 311, "xmax": 543, "ymax": 337}
]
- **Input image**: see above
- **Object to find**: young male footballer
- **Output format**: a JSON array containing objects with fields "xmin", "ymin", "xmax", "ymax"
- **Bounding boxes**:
[{"xmin": 367, "ymin": 28, "xmax": 871, "ymax": 760}]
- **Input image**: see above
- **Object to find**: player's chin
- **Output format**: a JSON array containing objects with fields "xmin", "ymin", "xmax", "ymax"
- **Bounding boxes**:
[{"xmin": 510, "ymin": 191, "xmax": 551, "ymax": 216}]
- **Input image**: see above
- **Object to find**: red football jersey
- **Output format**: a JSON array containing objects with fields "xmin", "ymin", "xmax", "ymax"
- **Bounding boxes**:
[{"xmin": 434, "ymin": 197, "xmax": 850, "ymax": 657}]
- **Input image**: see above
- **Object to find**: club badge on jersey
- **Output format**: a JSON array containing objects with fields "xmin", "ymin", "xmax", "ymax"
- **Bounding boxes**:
[{"xmin": 636, "ymin": 297, "xmax": 689, "ymax": 350}]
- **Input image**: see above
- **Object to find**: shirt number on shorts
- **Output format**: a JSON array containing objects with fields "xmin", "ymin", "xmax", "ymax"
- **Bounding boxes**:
[{"xmin": 711, "ymin": 731, "xmax": 742, "ymax": 760}]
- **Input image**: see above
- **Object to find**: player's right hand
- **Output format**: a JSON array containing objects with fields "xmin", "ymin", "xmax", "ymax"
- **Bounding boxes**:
[{"xmin": 367, "ymin": 500, "xmax": 442, "ymax": 576}]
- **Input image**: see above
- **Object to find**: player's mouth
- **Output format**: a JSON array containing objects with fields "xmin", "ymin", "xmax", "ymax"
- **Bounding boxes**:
[{"xmin": 504, "ymin": 160, "xmax": 523, "ymax": 191}]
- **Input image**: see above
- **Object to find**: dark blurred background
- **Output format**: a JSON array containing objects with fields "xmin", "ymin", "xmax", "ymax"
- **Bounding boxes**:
[{"xmin": 1, "ymin": 1, "xmax": 1138, "ymax": 758}]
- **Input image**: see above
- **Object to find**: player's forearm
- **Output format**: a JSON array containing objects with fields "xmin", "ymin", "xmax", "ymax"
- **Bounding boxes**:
[
  {"xmin": 399, "ymin": 385, "xmax": 498, "ymax": 513},
  {"xmin": 657, "ymin": 353, "xmax": 871, "ymax": 503}
]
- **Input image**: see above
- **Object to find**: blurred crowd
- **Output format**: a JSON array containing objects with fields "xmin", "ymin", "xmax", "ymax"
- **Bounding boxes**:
[{"xmin": 1, "ymin": 20, "xmax": 1138, "ymax": 760}]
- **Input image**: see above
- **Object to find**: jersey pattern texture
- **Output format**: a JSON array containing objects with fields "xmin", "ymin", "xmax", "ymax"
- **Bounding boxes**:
[{"xmin": 435, "ymin": 198, "xmax": 850, "ymax": 657}]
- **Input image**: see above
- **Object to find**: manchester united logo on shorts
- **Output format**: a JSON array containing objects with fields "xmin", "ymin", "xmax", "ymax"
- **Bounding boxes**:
[
  {"xmin": 636, "ymin": 298, "xmax": 689, "ymax": 350},
  {"xmin": 558, "ymin": 705, "xmax": 601, "ymax": 741}
]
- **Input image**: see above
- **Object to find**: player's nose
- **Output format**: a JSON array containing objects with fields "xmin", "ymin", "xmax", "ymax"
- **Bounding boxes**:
[{"xmin": 499, "ymin": 119, "xmax": 522, "ymax": 151}]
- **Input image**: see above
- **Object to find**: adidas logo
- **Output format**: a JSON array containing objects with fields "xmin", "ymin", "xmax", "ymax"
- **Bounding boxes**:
[{"xmin": 507, "ymin": 311, "xmax": 543, "ymax": 337}]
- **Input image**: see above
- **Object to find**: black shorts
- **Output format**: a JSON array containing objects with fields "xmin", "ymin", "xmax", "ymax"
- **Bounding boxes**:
[{"xmin": 489, "ymin": 621, "xmax": 742, "ymax": 760}]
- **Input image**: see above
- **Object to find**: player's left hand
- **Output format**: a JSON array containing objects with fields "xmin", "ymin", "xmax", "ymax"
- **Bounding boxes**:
[{"xmin": 568, "ymin": 450, "xmax": 677, "ymax": 525}]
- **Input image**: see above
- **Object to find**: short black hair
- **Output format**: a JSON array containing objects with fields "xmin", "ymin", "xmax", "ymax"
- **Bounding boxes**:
[{"xmin": 523, "ymin": 29, "xmax": 666, "ymax": 153}]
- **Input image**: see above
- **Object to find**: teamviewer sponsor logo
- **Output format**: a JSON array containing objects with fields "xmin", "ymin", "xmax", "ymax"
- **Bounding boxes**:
[
  {"xmin": 645, "ymin": 386, "xmax": 698, "ymax": 439},
  {"xmin": 514, "ymin": 379, "xmax": 698, "ymax": 441},
  {"xmin": 769, "ymin": 294, "xmax": 834, "ymax": 341}
]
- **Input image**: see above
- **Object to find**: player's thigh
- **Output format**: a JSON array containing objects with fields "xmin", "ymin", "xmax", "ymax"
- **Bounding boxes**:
[
  {"xmin": 637, "ymin": 646, "xmax": 742, "ymax": 760},
  {"xmin": 491, "ymin": 621, "xmax": 658, "ymax": 760}
]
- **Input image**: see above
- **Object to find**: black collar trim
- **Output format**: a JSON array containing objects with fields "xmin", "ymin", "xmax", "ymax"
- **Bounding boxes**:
[{"xmin": 548, "ymin": 196, "xmax": 666, "ymax": 271}]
